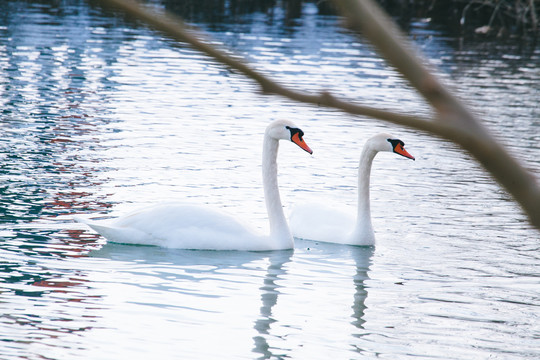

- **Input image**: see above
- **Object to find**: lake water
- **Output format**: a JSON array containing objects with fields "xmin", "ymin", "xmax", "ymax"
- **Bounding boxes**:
[{"xmin": 1, "ymin": 1, "xmax": 539, "ymax": 359}]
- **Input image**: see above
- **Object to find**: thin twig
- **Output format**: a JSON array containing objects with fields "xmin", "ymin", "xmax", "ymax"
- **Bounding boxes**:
[
  {"xmin": 487, "ymin": 0, "xmax": 504, "ymax": 28},
  {"xmin": 528, "ymin": 0, "xmax": 538, "ymax": 30}
]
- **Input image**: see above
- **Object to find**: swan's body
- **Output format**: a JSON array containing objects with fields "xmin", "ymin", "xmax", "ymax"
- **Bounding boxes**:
[
  {"xmin": 290, "ymin": 133, "xmax": 414, "ymax": 246},
  {"xmin": 80, "ymin": 120, "xmax": 312, "ymax": 251}
]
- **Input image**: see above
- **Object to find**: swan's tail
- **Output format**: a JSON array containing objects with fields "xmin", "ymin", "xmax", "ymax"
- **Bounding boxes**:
[
  {"xmin": 74, "ymin": 216, "xmax": 142, "ymax": 244},
  {"xmin": 74, "ymin": 216, "xmax": 111, "ymax": 236},
  {"xmin": 73, "ymin": 215, "xmax": 92, "ymax": 225}
]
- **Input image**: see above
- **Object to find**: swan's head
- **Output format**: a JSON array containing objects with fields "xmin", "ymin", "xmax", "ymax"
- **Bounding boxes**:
[
  {"xmin": 266, "ymin": 120, "xmax": 313, "ymax": 154},
  {"xmin": 369, "ymin": 133, "xmax": 415, "ymax": 160}
]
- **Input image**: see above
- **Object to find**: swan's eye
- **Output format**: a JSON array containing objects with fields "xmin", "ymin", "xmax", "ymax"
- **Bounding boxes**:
[
  {"xmin": 286, "ymin": 126, "xmax": 312, "ymax": 154},
  {"xmin": 388, "ymin": 138, "xmax": 414, "ymax": 160},
  {"xmin": 287, "ymin": 126, "xmax": 304, "ymax": 141},
  {"xmin": 387, "ymin": 138, "xmax": 404, "ymax": 152}
]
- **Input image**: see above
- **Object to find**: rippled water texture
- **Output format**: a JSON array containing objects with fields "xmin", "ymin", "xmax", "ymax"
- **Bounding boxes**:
[{"xmin": 1, "ymin": 1, "xmax": 539, "ymax": 359}]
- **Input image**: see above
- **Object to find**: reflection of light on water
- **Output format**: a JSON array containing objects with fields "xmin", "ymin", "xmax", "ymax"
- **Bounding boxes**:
[
  {"xmin": 0, "ymin": 1, "xmax": 539, "ymax": 359},
  {"xmin": 0, "ymin": 248, "xmax": 105, "ymax": 358}
]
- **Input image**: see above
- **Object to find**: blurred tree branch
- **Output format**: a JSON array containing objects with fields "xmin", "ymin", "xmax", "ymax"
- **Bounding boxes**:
[{"xmin": 94, "ymin": 0, "xmax": 540, "ymax": 230}]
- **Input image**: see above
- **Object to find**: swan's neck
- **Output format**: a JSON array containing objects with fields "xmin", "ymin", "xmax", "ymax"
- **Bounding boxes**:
[
  {"xmin": 262, "ymin": 135, "xmax": 293, "ymax": 249},
  {"xmin": 351, "ymin": 145, "xmax": 376, "ymax": 245}
]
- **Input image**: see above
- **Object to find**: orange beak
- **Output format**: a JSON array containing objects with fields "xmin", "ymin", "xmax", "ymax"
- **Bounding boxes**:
[
  {"xmin": 395, "ymin": 143, "xmax": 415, "ymax": 160},
  {"xmin": 291, "ymin": 132, "xmax": 313, "ymax": 154}
]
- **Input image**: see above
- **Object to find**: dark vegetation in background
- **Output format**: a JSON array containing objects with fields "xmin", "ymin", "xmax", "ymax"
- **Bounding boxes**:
[
  {"xmin": 380, "ymin": 0, "xmax": 539, "ymax": 37},
  {"xmin": 160, "ymin": 0, "xmax": 539, "ymax": 38},
  {"xmin": 3, "ymin": 0, "xmax": 537, "ymax": 38}
]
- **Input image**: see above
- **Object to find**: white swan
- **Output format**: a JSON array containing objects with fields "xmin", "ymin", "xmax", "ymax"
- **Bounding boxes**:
[
  {"xmin": 79, "ymin": 120, "xmax": 312, "ymax": 251},
  {"xmin": 289, "ymin": 133, "xmax": 414, "ymax": 246}
]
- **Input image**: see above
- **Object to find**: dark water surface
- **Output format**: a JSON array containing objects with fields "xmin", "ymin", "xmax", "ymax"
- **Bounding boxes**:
[{"xmin": 1, "ymin": 1, "xmax": 539, "ymax": 359}]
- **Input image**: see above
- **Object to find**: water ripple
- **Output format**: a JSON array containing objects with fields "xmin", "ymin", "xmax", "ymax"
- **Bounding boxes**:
[{"xmin": 0, "ymin": 1, "xmax": 539, "ymax": 359}]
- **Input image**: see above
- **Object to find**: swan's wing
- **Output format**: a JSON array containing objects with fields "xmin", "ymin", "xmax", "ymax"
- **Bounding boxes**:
[
  {"xmin": 114, "ymin": 203, "xmax": 252, "ymax": 233},
  {"xmin": 79, "ymin": 203, "xmax": 265, "ymax": 250},
  {"xmin": 289, "ymin": 202, "xmax": 355, "ymax": 244}
]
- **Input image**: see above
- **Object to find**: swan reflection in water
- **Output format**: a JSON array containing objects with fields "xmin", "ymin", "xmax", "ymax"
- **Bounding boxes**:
[
  {"xmin": 252, "ymin": 250, "xmax": 293, "ymax": 358},
  {"xmin": 89, "ymin": 242, "xmax": 374, "ymax": 359},
  {"xmin": 251, "ymin": 242, "xmax": 374, "ymax": 358},
  {"xmin": 349, "ymin": 246, "xmax": 374, "ymax": 332}
]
